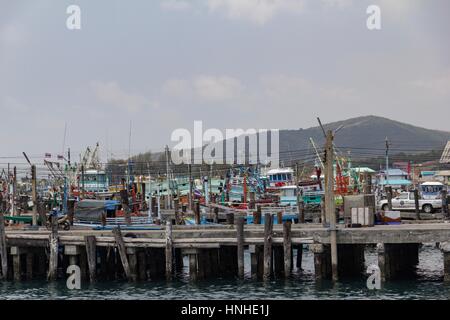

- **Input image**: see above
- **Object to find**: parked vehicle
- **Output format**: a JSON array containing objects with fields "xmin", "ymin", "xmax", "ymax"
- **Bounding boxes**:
[{"xmin": 378, "ymin": 191, "xmax": 442, "ymax": 213}]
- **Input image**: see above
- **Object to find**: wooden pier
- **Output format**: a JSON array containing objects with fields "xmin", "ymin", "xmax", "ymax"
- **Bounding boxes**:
[{"xmin": 2, "ymin": 211, "xmax": 450, "ymax": 283}]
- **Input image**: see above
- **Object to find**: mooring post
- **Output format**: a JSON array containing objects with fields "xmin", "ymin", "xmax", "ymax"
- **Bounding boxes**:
[
  {"xmin": 26, "ymin": 250, "xmax": 34, "ymax": 280},
  {"xmin": 254, "ymin": 205, "xmax": 262, "ymax": 224},
  {"xmin": 283, "ymin": 221, "xmax": 292, "ymax": 278},
  {"xmin": 112, "ymin": 227, "xmax": 132, "ymax": 281},
  {"xmin": 442, "ymin": 190, "xmax": 449, "ymax": 217},
  {"xmin": 85, "ymin": 235, "xmax": 97, "ymax": 283},
  {"xmin": 441, "ymin": 242, "xmax": 450, "ymax": 282},
  {"xmin": 47, "ymin": 215, "xmax": 59, "ymax": 281},
  {"xmin": 296, "ymin": 245, "xmax": 303, "ymax": 270},
  {"xmin": 138, "ymin": 250, "xmax": 147, "ymax": 281},
  {"xmin": 194, "ymin": 200, "xmax": 201, "ymax": 225},
  {"xmin": 127, "ymin": 247, "xmax": 138, "ymax": 282},
  {"xmin": 277, "ymin": 212, "xmax": 283, "ymax": 225},
  {"xmin": 214, "ymin": 207, "xmax": 219, "ymax": 224},
  {"xmin": 174, "ymin": 198, "xmax": 180, "ymax": 225},
  {"xmin": 11, "ymin": 247, "xmax": 21, "ymax": 281},
  {"xmin": 226, "ymin": 212, "xmax": 235, "ymax": 225},
  {"xmin": 414, "ymin": 189, "xmax": 421, "ymax": 220},
  {"xmin": 236, "ymin": 216, "xmax": 245, "ymax": 279},
  {"xmin": 386, "ymin": 186, "xmax": 393, "ymax": 211},
  {"xmin": 263, "ymin": 213, "xmax": 273, "ymax": 281},
  {"xmin": 165, "ymin": 221, "xmax": 173, "ymax": 280},
  {"xmin": 0, "ymin": 211, "xmax": 7, "ymax": 280}
]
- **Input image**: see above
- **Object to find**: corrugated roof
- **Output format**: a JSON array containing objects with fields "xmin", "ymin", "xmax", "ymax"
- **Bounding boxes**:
[{"xmin": 379, "ymin": 179, "xmax": 412, "ymax": 185}]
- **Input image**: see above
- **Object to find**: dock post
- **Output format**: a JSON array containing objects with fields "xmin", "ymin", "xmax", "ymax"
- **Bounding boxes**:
[
  {"xmin": 64, "ymin": 245, "xmax": 80, "ymax": 268},
  {"xmin": 311, "ymin": 243, "xmax": 331, "ymax": 280},
  {"xmin": 263, "ymin": 213, "xmax": 273, "ymax": 281},
  {"xmin": 127, "ymin": 247, "xmax": 138, "ymax": 282},
  {"xmin": 112, "ymin": 227, "xmax": 132, "ymax": 281},
  {"xmin": 296, "ymin": 245, "xmax": 303, "ymax": 270},
  {"xmin": 386, "ymin": 186, "xmax": 393, "ymax": 211},
  {"xmin": 0, "ymin": 212, "xmax": 7, "ymax": 280},
  {"xmin": 138, "ymin": 250, "xmax": 147, "ymax": 281},
  {"xmin": 249, "ymin": 245, "xmax": 257, "ymax": 279},
  {"xmin": 194, "ymin": 200, "xmax": 201, "ymax": 225},
  {"xmin": 254, "ymin": 205, "xmax": 262, "ymax": 224},
  {"xmin": 236, "ymin": 217, "xmax": 245, "ymax": 279},
  {"xmin": 283, "ymin": 221, "xmax": 292, "ymax": 278},
  {"xmin": 214, "ymin": 207, "xmax": 219, "ymax": 224},
  {"xmin": 85, "ymin": 236, "xmax": 97, "ymax": 283},
  {"xmin": 187, "ymin": 249, "xmax": 198, "ymax": 281},
  {"xmin": 165, "ymin": 221, "xmax": 173, "ymax": 280},
  {"xmin": 414, "ymin": 189, "xmax": 421, "ymax": 220},
  {"xmin": 277, "ymin": 212, "xmax": 283, "ymax": 225},
  {"xmin": 11, "ymin": 247, "xmax": 21, "ymax": 281},
  {"xmin": 441, "ymin": 242, "xmax": 450, "ymax": 282},
  {"xmin": 226, "ymin": 212, "xmax": 234, "ymax": 225},
  {"xmin": 25, "ymin": 250, "xmax": 33, "ymax": 280},
  {"xmin": 47, "ymin": 216, "xmax": 59, "ymax": 281}
]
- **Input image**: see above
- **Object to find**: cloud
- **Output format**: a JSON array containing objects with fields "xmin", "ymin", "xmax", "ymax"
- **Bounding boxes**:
[
  {"xmin": 193, "ymin": 75, "xmax": 243, "ymax": 100},
  {"xmin": 206, "ymin": 0, "xmax": 305, "ymax": 25},
  {"xmin": 162, "ymin": 79, "xmax": 191, "ymax": 98},
  {"xmin": 410, "ymin": 72, "xmax": 450, "ymax": 96},
  {"xmin": 162, "ymin": 75, "xmax": 243, "ymax": 101},
  {"xmin": 90, "ymin": 81, "xmax": 156, "ymax": 112},
  {"xmin": 160, "ymin": 0, "xmax": 192, "ymax": 11}
]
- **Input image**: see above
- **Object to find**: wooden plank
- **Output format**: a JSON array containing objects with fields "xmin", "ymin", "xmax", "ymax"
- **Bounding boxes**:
[
  {"xmin": 47, "ymin": 216, "xmax": 59, "ymax": 281},
  {"xmin": 112, "ymin": 227, "xmax": 132, "ymax": 281},
  {"xmin": 236, "ymin": 217, "xmax": 245, "ymax": 279},
  {"xmin": 263, "ymin": 213, "xmax": 273, "ymax": 281},
  {"xmin": 165, "ymin": 221, "xmax": 173, "ymax": 280},
  {"xmin": 85, "ymin": 235, "xmax": 97, "ymax": 283},
  {"xmin": 0, "ymin": 212, "xmax": 7, "ymax": 279},
  {"xmin": 283, "ymin": 221, "xmax": 292, "ymax": 278}
]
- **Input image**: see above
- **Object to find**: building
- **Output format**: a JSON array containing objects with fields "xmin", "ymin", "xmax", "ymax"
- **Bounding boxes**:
[{"xmin": 377, "ymin": 168, "xmax": 412, "ymax": 189}]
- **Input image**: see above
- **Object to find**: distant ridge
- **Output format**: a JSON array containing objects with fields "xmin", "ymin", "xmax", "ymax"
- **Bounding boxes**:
[{"xmin": 279, "ymin": 115, "xmax": 450, "ymax": 163}]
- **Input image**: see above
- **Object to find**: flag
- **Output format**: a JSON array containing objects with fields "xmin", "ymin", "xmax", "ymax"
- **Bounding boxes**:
[
  {"xmin": 45, "ymin": 153, "xmax": 51, "ymax": 158},
  {"xmin": 57, "ymin": 155, "xmax": 64, "ymax": 160}
]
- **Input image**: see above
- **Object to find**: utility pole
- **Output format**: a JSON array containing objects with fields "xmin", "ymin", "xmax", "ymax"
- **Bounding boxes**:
[
  {"xmin": 165, "ymin": 145, "xmax": 171, "ymax": 209},
  {"xmin": 81, "ymin": 164, "xmax": 85, "ymax": 199},
  {"xmin": 385, "ymin": 137, "xmax": 390, "ymax": 186},
  {"xmin": 325, "ymin": 130, "xmax": 338, "ymax": 282},
  {"xmin": 31, "ymin": 164, "xmax": 37, "ymax": 226},
  {"xmin": 188, "ymin": 163, "xmax": 193, "ymax": 211},
  {"xmin": 12, "ymin": 166, "xmax": 17, "ymax": 216}
]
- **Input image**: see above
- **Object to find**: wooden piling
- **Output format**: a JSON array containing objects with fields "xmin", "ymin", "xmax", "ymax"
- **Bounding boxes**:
[
  {"xmin": 138, "ymin": 250, "xmax": 147, "ymax": 281},
  {"xmin": 236, "ymin": 217, "xmax": 245, "ymax": 279},
  {"xmin": 189, "ymin": 252, "xmax": 198, "ymax": 281},
  {"xmin": 283, "ymin": 221, "xmax": 292, "ymax": 278},
  {"xmin": 127, "ymin": 248, "xmax": 138, "ymax": 282},
  {"xmin": 214, "ymin": 207, "xmax": 219, "ymax": 224},
  {"xmin": 11, "ymin": 247, "xmax": 21, "ymax": 281},
  {"xmin": 165, "ymin": 221, "xmax": 173, "ymax": 280},
  {"xmin": 85, "ymin": 235, "xmax": 97, "ymax": 283},
  {"xmin": 194, "ymin": 200, "xmax": 201, "ymax": 225},
  {"xmin": 263, "ymin": 213, "xmax": 273, "ymax": 281},
  {"xmin": 386, "ymin": 186, "xmax": 393, "ymax": 211},
  {"xmin": 414, "ymin": 189, "xmax": 421, "ymax": 220},
  {"xmin": 226, "ymin": 212, "xmax": 235, "ymax": 225},
  {"xmin": 277, "ymin": 212, "xmax": 283, "ymax": 225},
  {"xmin": 47, "ymin": 216, "xmax": 58, "ymax": 281},
  {"xmin": 0, "ymin": 212, "xmax": 7, "ymax": 279},
  {"xmin": 112, "ymin": 227, "xmax": 132, "ymax": 281},
  {"xmin": 254, "ymin": 206, "xmax": 262, "ymax": 224}
]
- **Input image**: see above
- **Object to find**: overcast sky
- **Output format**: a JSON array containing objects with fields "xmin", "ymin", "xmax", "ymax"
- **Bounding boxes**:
[{"xmin": 1, "ymin": 0, "xmax": 449, "ymax": 163}]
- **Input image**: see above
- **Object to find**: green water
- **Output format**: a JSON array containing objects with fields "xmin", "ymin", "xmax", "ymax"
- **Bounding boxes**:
[{"xmin": 1, "ymin": 246, "xmax": 449, "ymax": 300}]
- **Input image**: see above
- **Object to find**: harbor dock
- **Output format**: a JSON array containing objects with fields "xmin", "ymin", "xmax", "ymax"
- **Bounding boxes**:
[{"xmin": 2, "ymin": 211, "xmax": 450, "ymax": 283}]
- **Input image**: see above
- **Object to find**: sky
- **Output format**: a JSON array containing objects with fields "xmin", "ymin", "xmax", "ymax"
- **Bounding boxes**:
[{"xmin": 1, "ymin": 0, "xmax": 449, "ymax": 164}]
